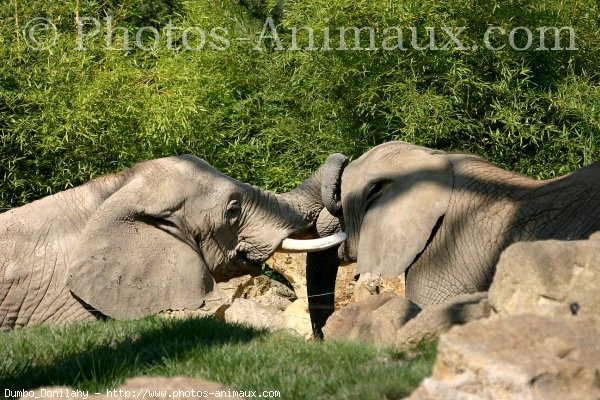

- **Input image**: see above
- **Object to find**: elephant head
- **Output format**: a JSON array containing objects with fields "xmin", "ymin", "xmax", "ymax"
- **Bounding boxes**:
[
  {"xmin": 0, "ymin": 154, "xmax": 347, "ymax": 327},
  {"xmin": 303, "ymin": 141, "xmax": 450, "ymax": 335},
  {"xmin": 338, "ymin": 141, "xmax": 451, "ymax": 278},
  {"xmin": 334, "ymin": 141, "xmax": 600, "ymax": 307}
]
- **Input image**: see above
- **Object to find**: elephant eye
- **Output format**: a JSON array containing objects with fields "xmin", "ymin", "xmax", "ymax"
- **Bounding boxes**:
[
  {"xmin": 225, "ymin": 200, "xmax": 242, "ymax": 224},
  {"xmin": 364, "ymin": 180, "xmax": 391, "ymax": 211}
]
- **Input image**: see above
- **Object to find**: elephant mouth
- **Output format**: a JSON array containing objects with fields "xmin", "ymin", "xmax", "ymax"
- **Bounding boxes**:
[
  {"xmin": 235, "ymin": 250, "xmax": 264, "ymax": 267},
  {"xmin": 213, "ymin": 252, "xmax": 262, "ymax": 282},
  {"xmin": 232, "ymin": 241, "xmax": 272, "ymax": 270},
  {"xmin": 221, "ymin": 251, "xmax": 263, "ymax": 280}
]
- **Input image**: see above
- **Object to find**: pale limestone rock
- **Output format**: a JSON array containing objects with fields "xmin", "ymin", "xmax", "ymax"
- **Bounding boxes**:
[
  {"xmin": 395, "ymin": 292, "xmax": 489, "ymax": 350},
  {"xmin": 160, "ymin": 275, "xmax": 254, "ymax": 320},
  {"xmin": 589, "ymin": 231, "xmax": 600, "ymax": 240},
  {"xmin": 405, "ymin": 315, "xmax": 600, "ymax": 400},
  {"xmin": 267, "ymin": 253, "xmax": 405, "ymax": 311},
  {"xmin": 283, "ymin": 299, "xmax": 313, "ymax": 339},
  {"xmin": 322, "ymin": 292, "xmax": 421, "ymax": 347},
  {"xmin": 244, "ymin": 275, "xmax": 296, "ymax": 312},
  {"xmin": 224, "ymin": 298, "xmax": 285, "ymax": 331},
  {"xmin": 350, "ymin": 272, "xmax": 406, "ymax": 304},
  {"xmin": 267, "ymin": 252, "xmax": 308, "ymax": 304},
  {"xmin": 323, "ymin": 292, "xmax": 488, "ymax": 349},
  {"xmin": 489, "ymin": 239, "xmax": 600, "ymax": 319}
]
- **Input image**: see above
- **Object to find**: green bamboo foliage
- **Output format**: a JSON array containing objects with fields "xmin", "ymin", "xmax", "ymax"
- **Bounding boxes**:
[{"xmin": 1, "ymin": 0, "xmax": 599, "ymax": 207}]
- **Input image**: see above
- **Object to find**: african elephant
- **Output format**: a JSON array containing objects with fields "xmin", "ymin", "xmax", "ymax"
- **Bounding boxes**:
[
  {"xmin": 333, "ymin": 141, "xmax": 600, "ymax": 308},
  {"xmin": 0, "ymin": 154, "xmax": 347, "ymax": 329}
]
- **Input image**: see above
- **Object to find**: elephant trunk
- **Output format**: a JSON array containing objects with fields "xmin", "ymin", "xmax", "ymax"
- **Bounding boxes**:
[
  {"xmin": 276, "ymin": 153, "xmax": 348, "ymax": 249},
  {"xmin": 275, "ymin": 154, "xmax": 348, "ymax": 339}
]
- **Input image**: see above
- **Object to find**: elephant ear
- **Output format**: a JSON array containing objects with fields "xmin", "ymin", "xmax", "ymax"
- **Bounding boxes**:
[
  {"xmin": 356, "ymin": 149, "xmax": 453, "ymax": 278},
  {"xmin": 66, "ymin": 173, "xmax": 223, "ymax": 319}
]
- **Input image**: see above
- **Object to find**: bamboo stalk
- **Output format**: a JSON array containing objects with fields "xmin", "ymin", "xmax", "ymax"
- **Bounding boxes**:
[
  {"xmin": 13, "ymin": 0, "xmax": 20, "ymax": 50},
  {"xmin": 75, "ymin": 0, "xmax": 80, "ymax": 47}
]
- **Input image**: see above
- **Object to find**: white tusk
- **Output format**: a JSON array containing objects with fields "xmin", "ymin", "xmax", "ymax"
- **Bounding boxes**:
[{"xmin": 278, "ymin": 232, "xmax": 347, "ymax": 253}]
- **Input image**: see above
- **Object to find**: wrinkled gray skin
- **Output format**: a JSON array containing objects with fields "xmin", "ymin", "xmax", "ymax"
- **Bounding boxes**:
[
  {"xmin": 0, "ymin": 154, "xmax": 345, "ymax": 329},
  {"xmin": 337, "ymin": 141, "xmax": 600, "ymax": 306}
]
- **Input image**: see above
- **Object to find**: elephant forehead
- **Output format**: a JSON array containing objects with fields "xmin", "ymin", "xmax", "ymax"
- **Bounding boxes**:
[
  {"xmin": 125, "ymin": 158, "xmax": 235, "ymax": 216},
  {"xmin": 171, "ymin": 156, "xmax": 225, "ymax": 181},
  {"xmin": 173, "ymin": 157, "xmax": 248, "ymax": 197},
  {"xmin": 354, "ymin": 141, "xmax": 445, "ymax": 163},
  {"xmin": 342, "ymin": 146, "xmax": 452, "ymax": 190}
]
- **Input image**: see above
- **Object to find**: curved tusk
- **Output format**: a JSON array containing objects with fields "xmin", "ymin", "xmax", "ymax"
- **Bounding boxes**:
[{"xmin": 278, "ymin": 232, "xmax": 347, "ymax": 253}]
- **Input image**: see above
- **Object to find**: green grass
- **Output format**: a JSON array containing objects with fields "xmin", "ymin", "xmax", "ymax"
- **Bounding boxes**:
[{"xmin": 0, "ymin": 316, "xmax": 437, "ymax": 399}]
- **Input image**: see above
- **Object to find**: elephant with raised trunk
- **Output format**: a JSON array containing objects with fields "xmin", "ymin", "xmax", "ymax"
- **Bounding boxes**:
[
  {"xmin": 327, "ymin": 141, "xmax": 600, "ymax": 312},
  {"xmin": 0, "ymin": 154, "xmax": 347, "ymax": 329}
]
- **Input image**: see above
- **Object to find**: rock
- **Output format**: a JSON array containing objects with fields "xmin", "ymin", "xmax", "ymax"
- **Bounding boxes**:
[
  {"xmin": 322, "ymin": 292, "xmax": 421, "ymax": 347},
  {"xmin": 395, "ymin": 292, "xmax": 489, "ymax": 350},
  {"xmin": 283, "ymin": 299, "xmax": 313, "ymax": 339},
  {"xmin": 379, "ymin": 274, "xmax": 406, "ymax": 298},
  {"xmin": 25, "ymin": 376, "xmax": 245, "ymax": 399},
  {"xmin": 268, "ymin": 252, "xmax": 359, "ymax": 310},
  {"xmin": 267, "ymin": 253, "xmax": 405, "ymax": 312},
  {"xmin": 405, "ymin": 315, "xmax": 600, "ymax": 400},
  {"xmin": 350, "ymin": 272, "xmax": 378, "ymax": 303},
  {"xmin": 160, "ymin": 275, "xmax": 254, "ymax": 320},
  {"xmin": 267, "ymin": 252, "xmax": 308, "ymax": 304},
  {"xmin": 222, "ymin": 294, "xmax": 312, "ymax": 338},
  {"xmin": 323, "ymin": 292, "xmax": 488, "ymax": 349},
  {"xmin": 350, "ymin": 272, "xmax": 406, "ymax": 304},
  {"xmin": 224, "ymin": 298, "xmax": 285, "ymax": 331},
  {"xmin": 244, "ymin": 275, "xmax": 296, "ymax": 311},
  {"xmin": 589, "ymin": 231, "xmax": 600, "ymax": 240},
  {"xmin": 163, "ymin": 275, "xmax": 296, "ymax": 324},
  {"xmin": 489, "ymin": 239, "xmax": 600, "ymax": 319},
  {"xmin": 334, "ymin": 263, "xmax": 358, "ymax": 308},
  {"xmin": 218, "ymin": 274, "xmax": 256, "ymax": 301}
]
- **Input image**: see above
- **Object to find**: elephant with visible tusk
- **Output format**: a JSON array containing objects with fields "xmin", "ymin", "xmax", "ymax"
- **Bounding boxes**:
[
  {"xmin": 334, "ymin": 141, "xmax": 600, "ymax": 307},
  {"xmin": 0, "ymin": 153, "xmax": 347, "ymax": 329}
]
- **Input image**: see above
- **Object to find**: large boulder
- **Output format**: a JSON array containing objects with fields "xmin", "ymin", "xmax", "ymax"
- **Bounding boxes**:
[
  {"xmin": 24, "ymin": 376, "xmax": 245, "ymax": 399},
  {"xmin": 489, "ymin": 239, "xmax": 600, "ymax": 318},
  {"xmin": 323, "ymin": 292, "xmax": 489, "ymax": 348},
  {"xmin": 223, "ymin": 297, "xmax": 317, "ymax": 338},
  {"xmin": 163, "ymin": 274, "xmax": 297, "ymax": 331},
  {"xmin": 221, "ymin": 276, "xmax": 305, "ymax": 333},
  {"xmin": 405, "ymin": 315, "xmax": 600, "ymax": 400},
  {"xmin": 322, "ymin": 292, "xmax": 421, "ymax": 347},
  {"xmin": 395, "ymin": 292, "xmax": 489, "ymax": 350}
]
